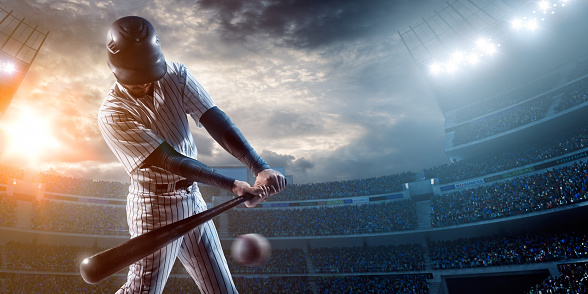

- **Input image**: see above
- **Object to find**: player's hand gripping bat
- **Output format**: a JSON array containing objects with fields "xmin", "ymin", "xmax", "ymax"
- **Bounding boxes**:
[{"xmin": 80, "ymin": 193, "xmax": 256, "ymax": 284}]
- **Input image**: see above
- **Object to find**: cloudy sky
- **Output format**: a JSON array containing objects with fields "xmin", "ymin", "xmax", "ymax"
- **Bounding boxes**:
[{"xmin": 0, "ymin": 0, "xmax": 451, "ymax": 184}]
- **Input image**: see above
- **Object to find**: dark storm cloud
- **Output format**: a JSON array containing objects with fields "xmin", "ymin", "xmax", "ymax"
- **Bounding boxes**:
[
  {"xmin": 198, "ymin": 0, "xmax": 417, "ymax": 48},
  {"xmin": 260, "ymin": 150, "xmax": 315, "ymax": 175},
  {"xmin": 293, "ymin": 112, "xmax": 447, "ymax": 183}
]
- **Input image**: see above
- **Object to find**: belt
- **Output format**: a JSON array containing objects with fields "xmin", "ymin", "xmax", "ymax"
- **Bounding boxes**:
[{"xmin": 153, "ymin": 179, "xmax": 194, "ymax": 192}]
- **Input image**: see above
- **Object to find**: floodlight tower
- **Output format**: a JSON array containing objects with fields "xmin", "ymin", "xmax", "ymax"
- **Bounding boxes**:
[
  {"xmin": 0, "ymin": 4, "xmax": 49, "ymax": 118},
  {"xmin": 398, "ymin": 0, "xmax": 520, "ymax": 113},
  {"xmin": 398, "ymin": 0, "xmax": 588, "ymax": 162}
]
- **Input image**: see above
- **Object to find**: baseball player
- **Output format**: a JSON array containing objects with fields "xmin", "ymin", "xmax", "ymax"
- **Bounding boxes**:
[{"xmin": 98, "ymin": 16, "xmax": 286, "ymax": 294}]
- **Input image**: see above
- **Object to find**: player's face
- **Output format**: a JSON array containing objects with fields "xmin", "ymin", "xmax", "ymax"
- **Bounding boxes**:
[{"xmin": 121, "ymin": 82, "xmax": 153, "ymax": 97}]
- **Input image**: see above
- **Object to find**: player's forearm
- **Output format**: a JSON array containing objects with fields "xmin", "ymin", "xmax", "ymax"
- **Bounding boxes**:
[
  {"xmin": 142, "ymin": 141, "xmax": 235, "ymax": 191},
  {"xmin": 200, "ymin": 106, "xmax": 270, "ymax": 176}
]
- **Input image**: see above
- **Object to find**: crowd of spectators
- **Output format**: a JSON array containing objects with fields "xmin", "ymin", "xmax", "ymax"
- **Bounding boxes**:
[
  {"xmin": 0, "ymin": 191, "xmax": 16, "ymax": 227},
  {"xmin": 527, "ymin": 262, "xmax": 588, "ymax": 294},
  {"xmin": 431, "ymin": 160, "xmax": 588, "ymax": 227},
  {"xmin": 228, "ymin": 200, "xmax": 417, "ymax": 237},
  {"xmin": 452, "ymin": 94, "xmax": 554, "ymax": 146},
  {"xmin": 2, "ymin": 226, "xmax": 587, "ymax": 293},
  {"xmin": 310, "ymin": 244, "xmax": 425, "ymax": 273},
  {"xmin": 553, "ymin": 77, "xmax": 588, "ymax": 113},
  {"xmin": 4, "ymin": 241, "xmax": 104, "ymax": 272},
  {"xmin": 1, "ymin": 273, "xmax": 127, "ymax": 293},
  {"xmin": 22, "ymin": 198, "xmax": 418, "ymax": 237},
  {"xmin": 429, "ymin": 228, "xmax": 588, "ymax": 270},
  {"xmin": 270, "ymin": 172, "xmax": 415, "ymax": 202},
  {"xmin": 233, "ymin": 277, "xmax": 313, "ymax": 294},
  {"xmin": 0, "ymin": 273, "xmax": 431, "ymax": 293},
  {"xmin": 31, "ymin": 200, "xmax": 128, "ymax": 235},
  {"xmin": 0, "ymin": 165, "xmax": 24, "ymax": 184},
  {"xmin": 455, "ymin": 73, "xmax": 560, "ymax": 124},
  {"xmin": 37, "ymin": 172, "xmax": 130, "ymax": 199},
  {"xmin": 225, "ymin": 248, "xmax": 307, "ymax": 274},
  {"xmin": 15, "ymin": 159, "xmax": 588, "ymax": 237},
  {"xmin": 453, "ymin": 72, "xmax": 588, "ymax": 146},
  {"xmin": 38, "ymin": 170, "xmax": 221, "ymax": 202},
  {"xmin": 315, "ymin": 275, "xmax": 429, "ymax": 294},
  {"xmin": 425, "ymin": 123, "xmax": 588, "ymax": 184}
]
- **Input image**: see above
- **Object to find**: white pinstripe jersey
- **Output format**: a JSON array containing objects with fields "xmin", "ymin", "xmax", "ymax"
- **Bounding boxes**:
[{"xmin": 98, "ymin": 62, "xmax": 216, "ymax": 185}]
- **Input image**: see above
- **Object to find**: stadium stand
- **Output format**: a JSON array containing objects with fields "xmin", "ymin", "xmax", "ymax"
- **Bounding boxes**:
[
  {"xmin": 527, "ymin": 262, "xmax": 588, "ymax": 294},
  {"xmin": 227, "ymin": 200, "xmax": 417, "ymax": 237},
  {"xmin": 309, "ymin": 244, "xmax": 426, "ymax": 273},
  {"xmin": 431, "ymin": 160, "xmax": 588, "ymax": 227},
  {"xmin": 425, "ymin": 123, "xmax": 588, "ymax": 184},
  {"xmin": 0, "ymin": 191, "xmax": 16, "ymax": 227},
  {"xmin": 429, "ymin": 227, "xmax": 588, "ymax": 270}
]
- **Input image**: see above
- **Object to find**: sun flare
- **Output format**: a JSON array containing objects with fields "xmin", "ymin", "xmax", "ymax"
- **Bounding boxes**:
[{"xmin": 0, "ymin": 106, "xmax": 61, "ymax": 163}]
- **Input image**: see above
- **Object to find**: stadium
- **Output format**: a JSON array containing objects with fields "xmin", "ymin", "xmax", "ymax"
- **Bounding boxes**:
[{"xmin": 1, "ymin": 0, "xmax": 588, "ymax": 293}]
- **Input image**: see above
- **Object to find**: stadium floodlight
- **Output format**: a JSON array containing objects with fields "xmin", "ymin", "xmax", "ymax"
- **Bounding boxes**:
[
  {"xmin": 418, "ymin": 0, "xmax": 574, "ymax": 79},
  {"xmin": 475, "ymin": 38, "xmax": 497, "ymax": 55},
  {"xmin": 538, "ymin": 1, "xmax": 550, "ymax": 11}
]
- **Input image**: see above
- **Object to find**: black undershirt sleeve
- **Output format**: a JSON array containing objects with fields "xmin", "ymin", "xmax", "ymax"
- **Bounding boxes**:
[
  {"xmin": 200, "ymin": 106, "xmax": 270, "ymax": 176},
  {"xmin": 142, "ymin": 141, "xmax": 235, "ymax": 192}
]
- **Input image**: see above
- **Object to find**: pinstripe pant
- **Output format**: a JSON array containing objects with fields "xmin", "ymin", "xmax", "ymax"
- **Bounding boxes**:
[{"xmin": 116, "ymin": 182, "xmax": 238, "ymax": 294}]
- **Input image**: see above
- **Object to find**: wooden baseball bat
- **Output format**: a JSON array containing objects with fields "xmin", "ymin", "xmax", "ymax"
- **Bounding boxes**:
[{"xmin": 80, "ymin": 193, "xmax": 255, "ymax": 284}]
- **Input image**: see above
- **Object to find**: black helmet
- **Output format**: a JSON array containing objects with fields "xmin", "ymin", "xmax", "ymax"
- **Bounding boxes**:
[{"xmin": 106, "ymin": 16, "xmax": 166, "ymax": 85}]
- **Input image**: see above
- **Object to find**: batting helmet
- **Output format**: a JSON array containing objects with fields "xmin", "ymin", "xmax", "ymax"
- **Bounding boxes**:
[{"xmin": 106, "ymin": 16, "xmax": 166, "ymax": 85}]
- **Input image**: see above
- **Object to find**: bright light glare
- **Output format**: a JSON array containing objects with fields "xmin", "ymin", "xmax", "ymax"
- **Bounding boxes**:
[
  {"xmin": 446, "ymin": 62, "xmax": 458, "ymax": 73},
  {"xmin": 430, "ymin": 63, "xmax": 442, "ymax": 74},
  {"xmin": 2, "ymin": 62, "xmax": 15, "ymax": 73},
  {"xmin": 451, "ymin": 51, "xmax": 464, "ymax": 63},
  {"xmin": 431, "ymin": 0, "xmax": 571, "ymax": 78},
  {"xmin": 485, "ymin": 44, "xmax": 496, "ymax": 55},
  {"xmin": 511, "ymin": 18, "xmax": 523, "ymax": 30},
  {"xmin": 538, "ymin": 1, "xmax": 550, "ymax": 11},
  {"xmin": 475, "ymin": 38, "xmax": 488, "ymax": 49},
  {"xmin": 0, "ymin": 106, "xmax": 60, "ymax": 162},
  {"xmin": 467, "ymin": 53, "xmax": 480, "ymax": 65},
  {"xmin": 475, "ymin": 38, "xmax": 497, "ymax": 55},
  {"xmin": 527, "ymin": 19, "xmax": 539, "ymax": 30}
]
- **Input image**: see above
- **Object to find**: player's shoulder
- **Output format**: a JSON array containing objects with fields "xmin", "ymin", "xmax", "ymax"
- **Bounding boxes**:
[
  {"xmin": 165, "ymin": 61, "xmax": 188, "ymax": 76},
  {"xmin": 98, "ymin": 84, "xmax": 132, "ymax": 116}
]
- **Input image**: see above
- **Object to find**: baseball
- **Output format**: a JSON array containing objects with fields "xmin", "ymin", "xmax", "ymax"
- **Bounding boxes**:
[{"xmin": 231, "ymin": 233, "xmax": 271, "ymax": 267}]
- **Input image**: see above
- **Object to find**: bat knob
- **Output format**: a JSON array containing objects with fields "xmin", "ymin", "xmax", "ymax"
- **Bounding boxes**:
[{"xmin": 80, "ymin": 256, "xmax": 104, "ymax": 284}]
